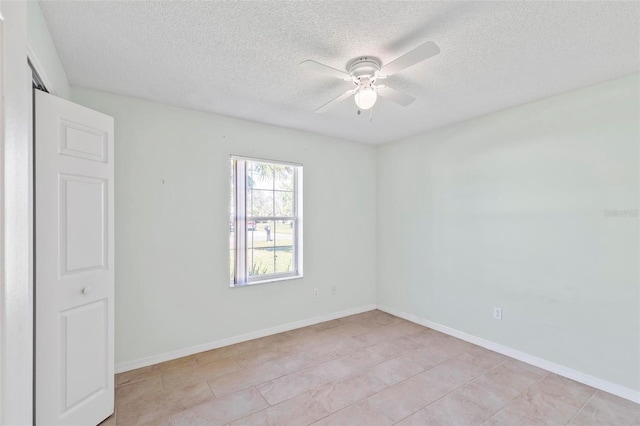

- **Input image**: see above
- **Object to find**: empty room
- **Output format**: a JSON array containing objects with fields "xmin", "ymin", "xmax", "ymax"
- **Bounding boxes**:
[{"xmin": 1, "ymin": 1, "xmax": 639, "ymax": 425}]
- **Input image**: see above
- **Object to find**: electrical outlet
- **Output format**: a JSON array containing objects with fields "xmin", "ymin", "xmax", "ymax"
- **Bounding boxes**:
[
  {"xmin": 331, "ymin": 285, "xmax": 337, "ymax": 295},
  {"xmin": 314, "ymin": 288, "xmax": 319, "ymax": 297},
  {"xmin": 493, "ymin": 307, "xmax": 502, "ymax": 320}
]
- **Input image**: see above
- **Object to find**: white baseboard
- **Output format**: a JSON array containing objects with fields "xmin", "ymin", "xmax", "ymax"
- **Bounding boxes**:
[
  {"xmin": 377, "ymin": 304, "xmax": 640, "ymax": 404},
  {"xmin": 115, "ymin": 304, "xmax": 377, "ymax": 374}
]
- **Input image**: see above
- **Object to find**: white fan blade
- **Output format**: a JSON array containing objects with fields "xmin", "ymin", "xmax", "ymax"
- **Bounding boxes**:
[
  {"xmin": 300, "ymin": 60, "xmax": 352, "ymax": 81},
  {"xmin": 376, "ymin": 85, "xmax": 415, "ymax": 106},
  {"xmin": 380, "ymin": 41, "xmax": 440, "ymax": 76},
  {"xmin": 315, "ymin": 90, "xmax": 355, "ymax": 113}
]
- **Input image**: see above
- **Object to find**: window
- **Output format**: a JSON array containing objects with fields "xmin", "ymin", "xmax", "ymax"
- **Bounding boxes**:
[{"xmin": 230, "ymin": 156, "xmax": 303, "ymax": 286}]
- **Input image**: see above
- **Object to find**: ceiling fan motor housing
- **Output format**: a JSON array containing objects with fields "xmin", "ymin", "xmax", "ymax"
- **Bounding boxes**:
[{"xmin": 347, "ymin": 57, "xmax": 382, "ymax": 79}]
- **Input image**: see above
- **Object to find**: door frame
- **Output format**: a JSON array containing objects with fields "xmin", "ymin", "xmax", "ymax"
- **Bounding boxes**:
[
  {"xmin": 1, "ymin": 2, "xmax": 62, "ymax": 422},
  {"xmin": 0, "ymin": 11, "xmax": 4, "ymax": 425},
  {"xmin": 30, "ymin": 62, "xmax": 49, "ymax": 426},
  {"xmin": 1, "ymin": 2, "xmax": 34, "ymax": 425}
]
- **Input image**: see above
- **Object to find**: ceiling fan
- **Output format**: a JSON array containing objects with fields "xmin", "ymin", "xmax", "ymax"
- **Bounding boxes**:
[{"xmin": 300, "ymin": 41, "xmax": 440, "ymax": 113}]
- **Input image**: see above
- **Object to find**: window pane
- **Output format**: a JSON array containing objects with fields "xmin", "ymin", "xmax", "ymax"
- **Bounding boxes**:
[
  {"xmin": 229, "ymin": 249, "xmax": 235, "ymax": 283},
  {"xmin": 248, "ymin": 161, "xmax": 274, "ymax": 190},
  {"xmin": 247, "ymin": 221, "xmax": 257, "ymax": 251},
  {"xmin": 274, "ymin": 166, "xmax": 294, "ymax": 191},
  {"xmin": 274, "ymin": 221, "xmax": 295, "ymax": 274},
  {"xmin": 249, "ymin": 189, "xmax": 274, "ymax": 217},
  {"xmin": 248, "ymin": 228, "xmax": 257, "ymax": 277},
  {"xmin": 249, "ymin": 220, "xmax": 276, "ymax": 277},
  {"xmin": 248, "ymin": 249, "xmax": 274, "ymax": 276},
  {"xmin": 275, "ymin": 190, "xmax": 294, "ymax": 217}
]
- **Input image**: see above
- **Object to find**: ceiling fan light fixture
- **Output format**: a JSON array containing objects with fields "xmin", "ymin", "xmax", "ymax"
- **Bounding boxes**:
[
  {"xmin": 354, "ymin": 86, "xmax": 377, "ymax": 110},
  {"xmin": 301, "ymin": 41, "xmax": 440, "ymax": 113}
]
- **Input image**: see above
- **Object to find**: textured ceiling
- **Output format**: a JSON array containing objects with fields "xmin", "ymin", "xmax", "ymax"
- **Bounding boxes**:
[{"xmin": 39, "ymin": 1, "xmax": 640, "ymax": 144}]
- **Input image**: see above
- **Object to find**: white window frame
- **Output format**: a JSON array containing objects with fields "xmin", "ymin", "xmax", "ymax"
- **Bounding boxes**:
[{"xmin": 230, "ymin": 155, "xmax": 303, "ymax": 286}]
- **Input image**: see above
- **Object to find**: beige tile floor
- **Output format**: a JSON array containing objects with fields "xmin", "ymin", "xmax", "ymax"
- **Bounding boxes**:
[{"xmin": 103, "ymin": 310, "xmax": 640, "ymax": 426}]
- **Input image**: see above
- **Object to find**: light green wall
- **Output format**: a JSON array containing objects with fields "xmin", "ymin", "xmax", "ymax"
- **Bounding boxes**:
[
  {"xmin": 377, "ymin": 74, "xmax": 640, "ymax": 391},
  {"xmin": 72, "ymin": 88, "xmax": 378, "ymax": 364}
]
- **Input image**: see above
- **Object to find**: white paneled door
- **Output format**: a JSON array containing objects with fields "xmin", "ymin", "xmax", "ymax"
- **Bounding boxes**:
[{"xmin": 35, "ymin": 90, "xmax": 114, "ymax": 425}]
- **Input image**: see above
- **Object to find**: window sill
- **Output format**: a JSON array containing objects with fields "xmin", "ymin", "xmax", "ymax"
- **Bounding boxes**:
[{"xmin": 230, "ymin": 274, "xmax": 303, "ymax": 288}]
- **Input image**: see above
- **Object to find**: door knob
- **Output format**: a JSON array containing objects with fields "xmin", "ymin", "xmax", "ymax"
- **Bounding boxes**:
[{"xmin": 82, "ymin": 286, "xmax": 92, "ymax": 295}]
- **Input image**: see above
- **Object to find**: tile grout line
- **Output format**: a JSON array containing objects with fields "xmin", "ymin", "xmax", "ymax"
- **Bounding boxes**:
[
  {"xmin": 372, "ymin": 349, "xmax": 478, "ymax": 422},
  {"xmin": 225, "ymin": 386, "xmax": 274, "ymax": 425},
  {"xmin": 479, "ymin": 371, "xmax": 550, "ymax": 425},
  {"xmin": 566, "ymin": 389, "xmax": 597, "ymax": 425},
  {"xmin": 168, "ymin": 408, "xmax": 174, "ymax": 426},
  {"xmin": 389, "ymin": 353, "xmax": 512, "ymax": 424},
  {"xmin": 254, "ymin": 385, "xmax": 271, "ymax": 409},
  {"xmin": 443, "ymin": 357, "xmax": 536, "ymax": 424},
  {"xmin": 115, "ymin": 368, "xmax": 163, "ymax": 389},
  {"xmin": 205, "ymin": 377, "xmax": 218, "ymax": 402},
  {"xmin": 450, "ymin": 358, "xmax": 535, "ymax": 425}
]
